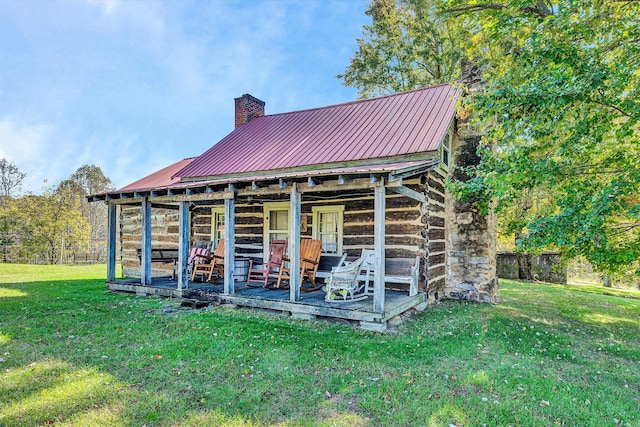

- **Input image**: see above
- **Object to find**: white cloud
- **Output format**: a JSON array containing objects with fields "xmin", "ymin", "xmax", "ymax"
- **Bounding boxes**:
[{"xmin": 0, "ymin": 117, "xmax": 55, "ymax": 192}]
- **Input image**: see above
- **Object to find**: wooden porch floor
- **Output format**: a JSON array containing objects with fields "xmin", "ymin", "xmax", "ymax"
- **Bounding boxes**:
[{"xmin": 107, "ymin": 277, "xmax": 426, "ymax": 331}]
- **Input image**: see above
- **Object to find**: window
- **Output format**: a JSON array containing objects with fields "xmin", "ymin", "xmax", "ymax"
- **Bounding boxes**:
[
  {"xmin": 440, "ymin": 131, "xmax": 452, "ymax": 170},
  {"xmin": 312, "ymin": 206, "xmax": 344, "ymax": 254},
  {"xmin": 211, "ymin": 206, "xmax": 225, "ymax": 247}
]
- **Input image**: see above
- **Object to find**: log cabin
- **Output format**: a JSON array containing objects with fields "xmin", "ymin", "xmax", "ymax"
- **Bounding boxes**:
[{"xmin": 89, "ymin": 69, "xmax": 497, "ymax": 331}]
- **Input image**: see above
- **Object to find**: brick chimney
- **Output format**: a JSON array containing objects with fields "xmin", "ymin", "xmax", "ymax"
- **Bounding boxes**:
[{"xmin": 234, "ymin": 94, "xmax": 265, "ymax": 128}]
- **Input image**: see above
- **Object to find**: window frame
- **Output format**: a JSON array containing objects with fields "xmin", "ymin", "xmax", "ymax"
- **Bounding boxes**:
[
  {"xmin": 263, "ymin": 202, "xmax": 290, "ymax": 261},
  {"xmin": 440, "ymin": 130, "xmax": 452, "ymax": 171},
  {"xmin": 210, "ymin": 206, "xmax": 225, "ymax": 247}
]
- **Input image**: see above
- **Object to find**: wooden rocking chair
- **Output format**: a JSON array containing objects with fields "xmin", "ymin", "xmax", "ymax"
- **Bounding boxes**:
[
  {"xmin": 275, "ymin": 238, "xmax": 323, "ymax": 292},
  {"xmin": 190, "ymin": 238, "xmax": 225, "ymax": 283},
  {"xmin": 246, "ymin": 239, "xmax": 288, "ymax": 288},
  {"xmin": 187, "ymin": 240, "xmax": 213, "ymax": 274}
]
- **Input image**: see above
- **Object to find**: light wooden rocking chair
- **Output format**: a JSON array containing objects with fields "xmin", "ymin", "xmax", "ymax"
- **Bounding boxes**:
[
  {"xmin": 274, "ymin": 238, "xmax": 323, "ymax": 292},
  {"xmin": 246, "ymin": 239, "xmax": 288, "ymax": 288},
  {"xmin": 190, "ymin": 238, "xmax": 225, "ymax": 283}
]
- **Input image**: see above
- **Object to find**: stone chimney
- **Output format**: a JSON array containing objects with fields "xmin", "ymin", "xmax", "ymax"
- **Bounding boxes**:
[
  {"xmin": 234, "ymin": 94, "xmax": 265, "ymax": 128},
  {"xmin": 444, "ymin": 58, "xmax": 499, "ymax": 303}
]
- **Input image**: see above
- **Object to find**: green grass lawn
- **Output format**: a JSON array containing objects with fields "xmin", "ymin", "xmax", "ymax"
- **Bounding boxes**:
[{"xmin": 1, "ymin": 264, "xmax": 638, "ymax": 426}]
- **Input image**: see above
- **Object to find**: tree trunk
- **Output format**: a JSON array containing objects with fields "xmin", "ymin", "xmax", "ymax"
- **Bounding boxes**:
[
  {"xmin": 603, "ymin": 275, "xmax": 612, "ymax": 288},
  {"xmin": 516, "ymin": 252, "xmax": 534, "ymax": 280}
]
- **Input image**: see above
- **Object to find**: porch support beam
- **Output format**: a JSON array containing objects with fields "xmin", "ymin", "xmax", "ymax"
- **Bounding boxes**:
[
  {"xmin": 289, "ymin": 183, "xmax": 301, "ymax": 302},
  {"xmin": 223, "ymin": 196, "xmax": 236, "ymax": 295},
  {"xmin": 107, "ymin": 203, "xmax": 117, "ymax": 282},
  {"xmin": 141, "ymin": 197, "xmax": 152, "ymax": 286},
  {"xmin": 389, "ymin": 185, "xmax": 426, "ymax": 203},
  {"xmin": 373, "ymin": 180, "xmax": 386, "ymax": 313},
  {"xmin": 177, "ymin": 201, "xmax": 190, "ymax": 290}
]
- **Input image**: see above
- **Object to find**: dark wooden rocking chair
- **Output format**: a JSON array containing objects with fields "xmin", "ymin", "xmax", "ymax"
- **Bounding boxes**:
[
  {"xmin": 190, "ymin": 238, "xmax": 225, "ymax": 283},
  {"xmin": 275, "ymin": 238, "xmax": 323, "ymax": 292},
  {"xmin": 246, "ymin": 239, "xmax": 288, "ymax": 288}
]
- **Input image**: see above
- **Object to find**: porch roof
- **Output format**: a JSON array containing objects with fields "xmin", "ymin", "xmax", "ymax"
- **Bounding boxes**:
[{"xmin": 89, "ymin": 157, "xmax": 440, "ymax": 202}]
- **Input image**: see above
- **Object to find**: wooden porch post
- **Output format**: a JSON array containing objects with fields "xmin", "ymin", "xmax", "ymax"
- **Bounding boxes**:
[
  {"xmin": 141, "ymin": 197, "xmax": 152, "ymax": 286},
  {"xmin": 223, "ymin": 196, "xmax": 235, "ymax": 295},
  {"xmin": 373, "ymin": 180, "xmax": 386, "ymax": 313},
  {"xmin": 107, "ymin": 203, "xmax": 117, "ymax": 282},
  {"xmin": 177, "ymin": 201, "xmax": 190, "ymax": 290},
  {"xmin": 289, "ymin": 183, "xmax": 301, "ymax": 302}
]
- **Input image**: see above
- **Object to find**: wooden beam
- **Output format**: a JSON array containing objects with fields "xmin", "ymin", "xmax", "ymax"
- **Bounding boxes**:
[
  {"xmin": 307, "ymin": 177, "xmax": 322, "ymax": 187},
  {"xmin": 150, "ymin": 190, "xmax": 168, "ymax": 198},
  {"xmin": 279, "ymin": 179, "xmax": 290, "ymax": 189},
  {"xmin": 388, "ymin": 185, "xmax": 426, "ymax": 203},
  {"xmin": 177, "ymin": 201, "xmax": 190, "ymax": 290},
  {"xmin": 373, "ymin": 181, "xmax": 386, "ymax": 313},
  {"xmin": 150, "ymin": 202, "xmax": 179, "ymax": 210},
  {"xmin": 141, "ymin": 198, "xmax": 152, "ymax": 286},
  {"xmin": 136, "ymin": 191, "xmax": 234, "ymax": 203},
  {"xmin": 228, "ymin": 183, "xmax": 236, "ymax": 192},
  {"xmin": 223, "ymin": 196, "xmax": 235, "ymax": 295},
  {"xmin": 388, "ymin": 158, "xmax": 440, "ymax": 181},
  {"xmin": 338, "ymin": 175, "xmax": 352, "ymax": 185},
  {"xmin": 107, "ymin": 203, "xmax": 117, "ymax": 282},
  {"xmin": 289, "ymin": 183, "xmax": 301, "ymax": 302}
]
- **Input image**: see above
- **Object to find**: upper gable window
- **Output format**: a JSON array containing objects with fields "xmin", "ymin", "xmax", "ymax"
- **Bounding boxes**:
[{"xmin": 440, "ymin": 131, "xmax": 452, "ymax": 171}]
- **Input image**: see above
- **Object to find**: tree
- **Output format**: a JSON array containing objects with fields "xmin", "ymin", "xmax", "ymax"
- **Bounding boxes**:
[
  {"xmin": 453, "ymin": 0, "xmax": 640, "ymax": 275},
  {"xmin": 0, "ymin": 159, "xmax": 26, "ymax": 261},
  {"xmin": 57, "ymin": 165, "xmax": 114, "ymax": 254},
  {"xmin": 342, "ymin": 0, "xmax": 640, "ymax": 275},
  {"xmin": 7, "ymin": 187, "xmax": 89, "ymax": 264},
  {"xmin": 338, "ymin": 0, "xmax": 466, "ymax": 97},
  {"xmin": 0, "ymin": 158, "xmax": 26, "ymax": 206}
]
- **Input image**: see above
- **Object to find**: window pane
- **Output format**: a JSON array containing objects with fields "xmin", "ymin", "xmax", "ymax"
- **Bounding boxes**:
[
  {"xmin": 319, "ymin": 212, "xmax": 337, "ymax": 233},
  {"xmin": 271, "ymin": 232, "xmax": 288, "ymax": 242},
  {"xmin": 270, "ymin": 210, "xmax": 288, "ymax": 230},
  {"xmin": 321, "ymin": 234, "xmax": 337, "ymax": 253}
]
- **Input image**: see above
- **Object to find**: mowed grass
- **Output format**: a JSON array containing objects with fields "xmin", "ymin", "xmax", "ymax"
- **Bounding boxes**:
[{"xmin": 0, "ymin": 264, "xmax": 639, "ymax": 427}]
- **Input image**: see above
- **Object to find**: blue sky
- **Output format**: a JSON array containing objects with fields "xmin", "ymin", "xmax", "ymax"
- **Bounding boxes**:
[{"xmin": 0, "ymin": 0, "xmax": 370, "ymax": 193}]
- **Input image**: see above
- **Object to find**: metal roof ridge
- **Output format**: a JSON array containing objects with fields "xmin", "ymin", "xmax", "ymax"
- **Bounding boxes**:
[{"xmin": 260, "ymin": 83, "xmax": 457, "ymax": 119}]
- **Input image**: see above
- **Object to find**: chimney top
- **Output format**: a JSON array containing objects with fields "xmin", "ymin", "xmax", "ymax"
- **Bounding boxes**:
[{"xmin": 234, "ymin": 94, "xmax": 265, "ymax": 128}]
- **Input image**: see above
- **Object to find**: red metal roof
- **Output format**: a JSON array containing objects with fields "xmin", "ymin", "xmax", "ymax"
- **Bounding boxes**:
[
  {"xmin": 117, "ymin": 157, "xmax": 195, "ymax": 192},
  {"xmin": 175, "ymin": 84, "xmax": 459, "ymax": 180}
]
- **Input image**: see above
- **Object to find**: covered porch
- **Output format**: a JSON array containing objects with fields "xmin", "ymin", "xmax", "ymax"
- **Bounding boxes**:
[{"xmin": 94, "ymin": 159, "xmax": 440, "ymax": 332}]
